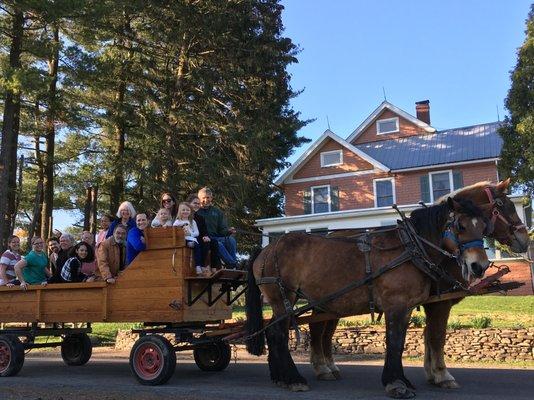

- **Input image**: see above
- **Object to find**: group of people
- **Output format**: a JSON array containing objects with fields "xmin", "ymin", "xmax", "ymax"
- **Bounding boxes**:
[{"xmin": 0, "ymin": 187, "xmax": 238, "ymax": 289}]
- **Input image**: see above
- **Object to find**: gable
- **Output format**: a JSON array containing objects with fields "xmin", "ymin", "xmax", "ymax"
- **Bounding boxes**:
[
  {"xmin": 292, "ymin": 138, "xmax": 374, "ymax": 180},
  {"xmin": 351, "ymin": 109, "xmax": 430, "ymax": 145}
]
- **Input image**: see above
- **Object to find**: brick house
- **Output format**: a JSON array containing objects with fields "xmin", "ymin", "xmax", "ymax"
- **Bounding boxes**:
[
  {"xmin": 255, "ymin": 100, "xmax": 533, "ymax": 293},
  {"xmin": 256, "ymin": 100, "xmax": 528, "ymax": 249}
]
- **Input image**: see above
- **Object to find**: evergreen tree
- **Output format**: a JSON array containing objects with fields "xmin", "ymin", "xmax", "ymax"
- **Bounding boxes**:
[{"xmin": 499, "ymin": 4, "xmax": 534, "ymax": 195}]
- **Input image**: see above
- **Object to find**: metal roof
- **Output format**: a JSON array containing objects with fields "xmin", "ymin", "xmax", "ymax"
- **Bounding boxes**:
[{"xmin": 355, "ymin": 122, "xmax": 502, "ymax": 171}]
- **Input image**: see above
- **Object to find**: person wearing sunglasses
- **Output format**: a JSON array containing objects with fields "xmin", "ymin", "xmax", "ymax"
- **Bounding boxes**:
[
  {"xmin": 13, "ymin": 236, "xmax": 51, "ymax": 290},
  {"xmin": 160, "ymin": 193, "xmax": 178, "ymax": 221}
]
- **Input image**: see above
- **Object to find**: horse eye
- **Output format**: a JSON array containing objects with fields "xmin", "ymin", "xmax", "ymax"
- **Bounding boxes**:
[{"xmin": 457, "ymin": 222, "xmax": 466, "ymax": 232}]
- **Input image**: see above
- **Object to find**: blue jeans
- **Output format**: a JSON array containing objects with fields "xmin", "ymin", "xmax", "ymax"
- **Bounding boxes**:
[
  {"xmin": 211, "ymin": 236, "xmax": 237, "ymax": 267},
  {"xmin": 187, "ymin": 240, "xmax": 203, "ymax": 268}
]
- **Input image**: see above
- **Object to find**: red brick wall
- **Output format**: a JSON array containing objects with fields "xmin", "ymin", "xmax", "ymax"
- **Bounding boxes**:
[
  {"xmin": 395, "ymin": 162, "xmax": 499, "ymax": 205},
  {"xmin": 293, "ymin": 138, "xmax": 374, "ymax": 180},
  {"xmin": 491, "ymin": 259, "xmax": 534, "ymax": 295},
  {"xmin": 352, "ymin": 109, "xmax": 428, "ymax": 145},
  {"xmin": 284, "ymin": 161, "xmax": 499, "ymax": 216}
]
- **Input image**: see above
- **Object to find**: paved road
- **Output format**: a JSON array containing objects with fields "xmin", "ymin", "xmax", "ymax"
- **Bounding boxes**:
[{"xmin": 1, "ymin": 354, "xmax": 533, "ymax": 400}]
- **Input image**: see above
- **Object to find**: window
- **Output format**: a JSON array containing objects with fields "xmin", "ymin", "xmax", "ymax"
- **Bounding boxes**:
[
  {"xmin": 376, "ymin": 117, "xmax": 399, "ymax": 134},
  {"xmin": 421, "ymin": 170, "xmax": 463, "ymax": 203},
  {"xmin": 374, "ymin": 178, "xmax": 395, "ymax": 208},
  {"xmin": 430, "ymin": 171, "xmax": 452, "ymax": 201},
  {"xmin": 312, "ymin": 185, "xmax": 330, "ymax": 213},
  {"xmin": 304, "ymin": 186, "xmax": 339, "ymax": 214},
  {"xmin": 320, "ymin": 150, "xmax": 343, "ymax": 167}
]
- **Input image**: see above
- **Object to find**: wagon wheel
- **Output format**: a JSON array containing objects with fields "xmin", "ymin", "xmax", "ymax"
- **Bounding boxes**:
[
  {"xmin": 61, "ymin": 333, "xmax": 92, "ymax": 366},
  {"xmin": 193, "ymin": 341, "xmax": 231, "ymax": 372},
  {"xmin": 129, "ymin": 335, "xmax": 176, "ymax": 385},
  {"xmin": 0, "ymin": 334, "xmax": 25, "ymax": 377}
]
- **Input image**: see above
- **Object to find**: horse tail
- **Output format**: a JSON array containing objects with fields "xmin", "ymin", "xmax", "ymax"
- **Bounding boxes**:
[{"xmin": 245, "ymin": 246, "xmax": 265, "ymax": 355}]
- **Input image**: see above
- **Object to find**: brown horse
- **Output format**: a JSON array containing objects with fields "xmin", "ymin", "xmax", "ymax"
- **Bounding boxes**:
[
  {"xmin": 246, "ymin": 198, "xmax": 491, "ymax": 398},
  {"xmin": 306, "ymin": 179, "xmax": 530, "ymax": 391},
  {"xmin": 423, "ymin": 179, "xmax": 529, "ymax": 388}
]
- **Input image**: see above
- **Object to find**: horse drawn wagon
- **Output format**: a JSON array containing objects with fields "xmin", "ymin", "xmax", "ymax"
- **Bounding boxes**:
[{"xmin": 0, "ymin": 227, "xmax": 247, "ymax": 384}]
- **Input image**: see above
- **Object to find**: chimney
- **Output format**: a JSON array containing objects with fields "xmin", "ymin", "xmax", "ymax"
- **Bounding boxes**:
[{"xmin": 415, "ymin": 100, "xmax": 430, "ymax": 125}]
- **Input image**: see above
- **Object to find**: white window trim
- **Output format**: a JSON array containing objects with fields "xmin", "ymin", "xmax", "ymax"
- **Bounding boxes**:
[
  {"xmin": 311, "ymin": 185, "xmax": 331, "ymax": 214},
  {"xmin": 376, "ymin": 117, "xmax": 399, "ymax": 135},
  {"xmin": 373, "ymin": 178, "xmax": 396, "ymax": 208},
  {"xmin": 320, "ymin": 150, "xmax": 343, "ymax": 167},
  {"xmin": 428, "ymin": 170, "xmax": 453, "ymax": 203}
]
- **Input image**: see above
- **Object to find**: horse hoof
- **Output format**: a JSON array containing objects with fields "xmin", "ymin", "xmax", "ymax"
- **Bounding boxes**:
[
  {"xmin": 386, "ymin": 380, "xmax": 416, "ymax": 399},
  {"xmin": 436, "ymin": 380, "xmax": 460, "ymax": 389},
  {"xmin": 317, "ymin": 372, "xmax": 337, "ymax": 381},
  {"xmin": 331, "ymin": 370, "xmax": 342, "ymax": 380},
  {"xmin": 289, "ymin": 383, "xmax": 310, "ymax": 392},
  {"xmin": 273, "ymin": 380, "xmax": 288, "ymax": 389}
]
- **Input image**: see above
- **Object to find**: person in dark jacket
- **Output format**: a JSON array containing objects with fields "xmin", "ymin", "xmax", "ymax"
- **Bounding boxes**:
[
  {"xmin": 187, "ymin": 193, "xmax": 219, "ymax": 272},
  {"xmin": 59, "ymin": 241, "xmax": 95, "ymax": 283},
  {"xmin": 196, "ymin": 187, "xmax": 237, "ymax": 269},
  {"xmin": 49, "ymin": 233, "xmax": 74, "ymax": 282}
]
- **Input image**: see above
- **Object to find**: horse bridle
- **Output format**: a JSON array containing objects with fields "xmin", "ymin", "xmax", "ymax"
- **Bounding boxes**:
[
  {"xmin": 443, "ymin": 213, "xmax": 485, "ymax": 255},
  {"xmin": 484, "ymin": 187, "xmax": 526, "ymax": 238}
]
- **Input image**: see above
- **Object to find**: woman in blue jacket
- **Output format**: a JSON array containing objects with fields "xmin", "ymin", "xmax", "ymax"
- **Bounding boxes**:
[
  {"xmin": 126, "ymin": 212, "xmax": 148, "ymax": 266},
  {"xmin": 106, "ymin": 201, "xmax": 137, "ymax": 238}
]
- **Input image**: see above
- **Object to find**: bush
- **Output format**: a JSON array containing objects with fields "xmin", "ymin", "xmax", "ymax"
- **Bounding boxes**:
[
  {"xmin": 471, "ymin": 315, "xmax": 492, "ymax": 329},
  {"xmin": 447, "ymin": 320, "xmax": 464, "ymax": 330},
  {"xmin": 410, "ymin": 314, "xmax": 425, "ymax": 328}
]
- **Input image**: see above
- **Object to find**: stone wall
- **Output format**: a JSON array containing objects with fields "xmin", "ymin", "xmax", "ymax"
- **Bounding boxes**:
[
  {"xmin": 116, "ymin": 327, "xmax": 533, "ymax": 362},
  {"xmin": 289, "ymin": 327, "xmax": 534, "ymax": 362}
]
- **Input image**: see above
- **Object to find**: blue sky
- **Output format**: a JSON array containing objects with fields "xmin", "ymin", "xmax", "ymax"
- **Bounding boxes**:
[
  {"xmin": 54, "ymin": 1, "xmax": 532, "ymax": 231},
  {"xmin": 281, "ymin": 0, "xmax": 532, "ymax": 163}
]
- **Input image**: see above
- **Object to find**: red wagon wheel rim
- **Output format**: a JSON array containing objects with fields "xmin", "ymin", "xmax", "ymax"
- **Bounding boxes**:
[
  {"xmin": 133, "ymin": 343, "xmax": 163, "ymax": 380},
  {"xmin": 0, "ymin": 340, "xmax": 11, "ymax": 374}
]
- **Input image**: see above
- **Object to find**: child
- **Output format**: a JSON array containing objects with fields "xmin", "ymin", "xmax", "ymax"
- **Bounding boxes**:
[
  {"xmin": 151, "ymin": 208, "xmax": 173, "ymax": 228},
  {"xmin": 60, "ymin": 241, "xmax": 96, "ymax": 283},
  {"xmin": 173, "ymin": 202, "xmax": 204, "ymax": 276}
]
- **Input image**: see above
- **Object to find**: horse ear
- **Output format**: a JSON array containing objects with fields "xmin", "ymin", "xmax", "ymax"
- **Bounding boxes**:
[
  {"xmin": 446, "ymin": 197, "xmax": 458, "ymax": 211},
  {"xmin": 496, "ymin": 178, "xmax": 511, "ymax": 194}
]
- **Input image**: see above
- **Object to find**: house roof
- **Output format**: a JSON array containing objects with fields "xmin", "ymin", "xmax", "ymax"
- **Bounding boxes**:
[
  {"xmin": 275, "ymin": 129, "xmax": 390, "ymax": 185},
  {"xmin": 346, "ymin": 101, "xmax": 436, "ymax": 143},
  {"xmin": 355, "ymin": 122, "xmax": 502, "ymax": 171}
]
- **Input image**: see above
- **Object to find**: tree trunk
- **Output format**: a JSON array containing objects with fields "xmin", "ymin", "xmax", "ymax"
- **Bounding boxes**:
[
  {"xmin": 41, "ymin": 25, "xmax": 60, "ymax": 240},
  {"xmin": 83, "ymin": 186, "xmax": 92, "ymax": 231},
  {"xmin": 0, "ymin": 9, "xmax": 24, "ymax": 251},
  {"xmin": 90, "ymin": 186, "xmax": 98, "ymax": 234},
  {"xmin": 109, "ymin": 16, "xmax": 132, "ymax": 213},
  {"xmin": 28, "ymin": 180, "xmax": 43, "ymax": 245}
]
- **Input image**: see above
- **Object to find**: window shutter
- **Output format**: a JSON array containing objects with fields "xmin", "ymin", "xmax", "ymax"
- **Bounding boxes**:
[
  {"xmin": 453, "ymin": 171, "xmax": 464, "ymax": 190},
  {"xmin": 303, "ymin": 189, "xmax": 311, "ymax": 214},
  {"xmin": 331, "ymin": 186, "xmax": 339, "ymax": 211},
  {"xmin": 420, "ymin": 175, "xmax": 431, "ymax": 203}
]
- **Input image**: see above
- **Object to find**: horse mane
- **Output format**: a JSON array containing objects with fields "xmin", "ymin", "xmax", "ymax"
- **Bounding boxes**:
[
  {"xmin": 435, "ymin": 181, "xmax": 493, "ymax": 203},
  {"xmin": 409, "ymin": 198, "xmax": 484, "ymax": 244}
]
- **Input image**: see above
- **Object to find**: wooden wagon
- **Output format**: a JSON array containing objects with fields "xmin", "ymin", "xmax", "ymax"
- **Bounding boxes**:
[{"xmin": 0, "ymin": 227, "xmax": 247, "ymax": 384}]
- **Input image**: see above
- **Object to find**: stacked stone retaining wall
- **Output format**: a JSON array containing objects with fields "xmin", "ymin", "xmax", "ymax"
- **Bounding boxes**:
[
  {"xmin": 288, "ymin": 327, "xmax": 533, "ymax": 362},
  {"xmin": 116, "ymin": 327, "xmax": 533, "ymax": 362}
]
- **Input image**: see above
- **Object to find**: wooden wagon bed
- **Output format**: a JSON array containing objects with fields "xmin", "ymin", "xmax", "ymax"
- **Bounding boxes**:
[{"xmin": 0, "ymin": 228, "xmax": 243, "ymax": 324}]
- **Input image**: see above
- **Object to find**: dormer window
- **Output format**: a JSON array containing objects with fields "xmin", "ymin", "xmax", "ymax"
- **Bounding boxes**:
[
  {"xmin": 320, "ymin": 150, "xmax": 343, "ymax": 167},
  {"xmin": 376, "ymin": 117, "xmax": 399, "ymax": 134}
]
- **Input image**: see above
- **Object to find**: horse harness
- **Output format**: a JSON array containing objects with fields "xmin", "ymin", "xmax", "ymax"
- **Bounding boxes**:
[
  {"xmin": 484, "ymin": 187, "xmax": 526, "ymax": 237},
  {"xmin": 252, "ymin": 207, "xmax": 482, "ymax": 338}
]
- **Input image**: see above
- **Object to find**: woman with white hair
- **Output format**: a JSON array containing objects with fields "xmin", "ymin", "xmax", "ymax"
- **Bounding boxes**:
[{"xmin": 106, "ymin": 201, "xmax": 137, "ymax": 238}]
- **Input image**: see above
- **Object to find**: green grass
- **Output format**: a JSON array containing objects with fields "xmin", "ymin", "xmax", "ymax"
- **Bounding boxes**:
[
  {"xmin": 90, "ymin": 323, "xmax": 139, "ymax": 344},
  {"xmin": 233, "ymin": 296, "xmax": 533, "ymax": 329},
  {"xmin": 85, "ymin": 296, "xmax": 531, "ymax": 347}
]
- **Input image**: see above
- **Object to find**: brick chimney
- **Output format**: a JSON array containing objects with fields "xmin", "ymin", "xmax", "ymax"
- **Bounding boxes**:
[{"xmin": 415, "ymin": 100, "xmax": 430, "ymax": 125}]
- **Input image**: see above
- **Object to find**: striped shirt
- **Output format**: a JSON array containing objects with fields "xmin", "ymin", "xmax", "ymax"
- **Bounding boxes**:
[{"xmin": 0, "ymin": 250, "xmax": 21, "ymax": 277}]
